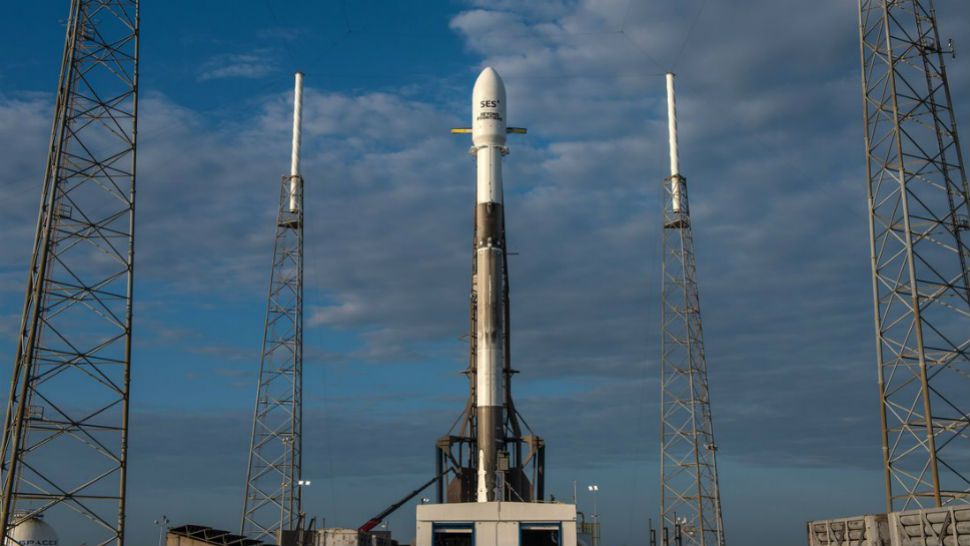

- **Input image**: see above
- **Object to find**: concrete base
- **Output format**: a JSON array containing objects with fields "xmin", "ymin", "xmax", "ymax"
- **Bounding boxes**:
[
  {"xmin": 416, "ymin": 502, "xmax": 576, "ymax": 546},
  {"xmin": 809, "ymin": 506, "xmax": 970, "ymax": 546}
]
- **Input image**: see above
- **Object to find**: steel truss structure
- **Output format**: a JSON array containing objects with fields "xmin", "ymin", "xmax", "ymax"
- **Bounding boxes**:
[
  {"xmin": 858, "ymin": 0, "xmax": 970, "ymax": 512},
  {"xmin": 241, "ymin": 172, "xmax": 304, "ymax": 541},
  {"xmin": 0, "ymin": 1, "xmax": 139, "ymax": 546},
  {"xmin": 660, "ymin": 175, "xmax": 725, "ymax": 546}
]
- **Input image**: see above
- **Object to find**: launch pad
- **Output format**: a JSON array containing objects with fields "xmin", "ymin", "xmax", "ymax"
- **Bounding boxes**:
[
  {"xmin": 434, "ymin": 433, "xmax": 545, "ymax": 503},
  {"xmin": 416, "ymin": 503, "xmax": 576, "ymax": 546}
]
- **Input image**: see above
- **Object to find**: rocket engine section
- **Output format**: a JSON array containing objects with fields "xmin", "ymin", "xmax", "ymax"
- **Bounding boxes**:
[{"xmin": 436, "ymin": 67, "xmax": 545, "ymax": 505}]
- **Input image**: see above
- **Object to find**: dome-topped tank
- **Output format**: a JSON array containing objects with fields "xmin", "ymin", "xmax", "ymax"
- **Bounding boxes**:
[{"xmin": 7, "ymin": 515, "xmax": 58, "ymax": 546}]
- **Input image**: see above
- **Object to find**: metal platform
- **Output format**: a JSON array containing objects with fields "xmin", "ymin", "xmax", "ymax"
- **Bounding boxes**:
[{"xmin": 416, "ymin": 502, "xmax": 577, "ymax": 546}]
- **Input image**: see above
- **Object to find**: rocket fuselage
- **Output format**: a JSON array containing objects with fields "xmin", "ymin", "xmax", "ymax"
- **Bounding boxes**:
[{"xmin": 471, "ymin": 67, "xmax": 508, "ymax": 503}]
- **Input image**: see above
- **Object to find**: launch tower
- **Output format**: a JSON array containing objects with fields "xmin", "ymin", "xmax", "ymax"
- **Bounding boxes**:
[{"xmin": 658, "ymin": 73, "xmax": 726, "ymax": 546}]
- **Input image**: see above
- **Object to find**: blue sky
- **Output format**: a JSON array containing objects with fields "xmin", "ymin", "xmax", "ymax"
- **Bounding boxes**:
[{"xmin": 1, "ymin": 1, "xmax": 969, "ymax": 545}]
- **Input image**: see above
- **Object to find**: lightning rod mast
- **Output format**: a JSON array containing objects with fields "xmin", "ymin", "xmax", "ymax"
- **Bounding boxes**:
[
  {"xmin": 241, "ymin": 72, "xmax": 305, "ymax": 542},
  {"xmin": 659, "ymin": 73, "xmax": 726, "ymax": 546}
]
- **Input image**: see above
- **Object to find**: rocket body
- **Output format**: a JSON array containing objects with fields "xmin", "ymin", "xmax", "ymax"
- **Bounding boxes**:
[{"xmin": 471, "ymin": 67, "xmax": 508, "ymax": 503}]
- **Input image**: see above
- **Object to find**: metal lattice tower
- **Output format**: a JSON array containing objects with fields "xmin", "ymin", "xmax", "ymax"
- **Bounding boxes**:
[
  {"xmin": 0, "ymin": 1, "xmax": 139, "ymax": 545},
  {"xmin": 858, "ymin": 0, "xmax": 970, "ymax": 512},
  {"xmin": 242, "ymin": 73, "xmax": 305, "ymax": 542},
  {"xmin": 659, "ymin": 73, "xmax": 725, "ymax": 546}
]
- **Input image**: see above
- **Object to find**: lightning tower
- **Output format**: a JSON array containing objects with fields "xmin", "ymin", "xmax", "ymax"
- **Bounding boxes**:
[
  {"xmin": 858, "ymin": 0, "xmax": 970, "ymax": 511},
  {"xmin": 0, "ymin": 1, "xmax": 139, "ymax": 545},
  {"xmin": 659, "ymin": 73, "xmax": 725, "ymax": 546},
  {"xmin": 242, "ymin": 72, "xmax": 305, "ymax": 542}
]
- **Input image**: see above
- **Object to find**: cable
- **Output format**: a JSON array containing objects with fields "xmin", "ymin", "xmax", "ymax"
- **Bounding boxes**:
[
  {"xmin": 619, "ymin": 30, "xmax": 665, "ymax": 72},
  {"xmin": 673, "ymin": 0, "xmax": 711, "ymax": 69},
  {"xmin": 263, "ymin": 0, "xmax": 298, "ymax": 66},
  {"xmin": 619, "ymin": 0, "xmax": 634, "ymax": 33}
]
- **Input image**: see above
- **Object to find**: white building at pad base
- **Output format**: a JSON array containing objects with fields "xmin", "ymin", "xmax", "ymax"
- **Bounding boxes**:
[{"xmin": 416, "ymin": 502, "xmax": 576, "ymax": 546}]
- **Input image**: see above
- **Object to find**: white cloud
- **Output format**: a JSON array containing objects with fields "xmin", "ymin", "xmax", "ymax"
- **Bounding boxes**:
[{"xmin": 197, "ymin": 49, "xmax": 276, "ymax": 81}]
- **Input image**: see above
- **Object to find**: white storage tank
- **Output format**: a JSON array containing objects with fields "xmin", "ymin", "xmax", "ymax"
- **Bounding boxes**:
[{"xmin": 6, "ymin": 515, "xmax": 59, "ymax": 546}]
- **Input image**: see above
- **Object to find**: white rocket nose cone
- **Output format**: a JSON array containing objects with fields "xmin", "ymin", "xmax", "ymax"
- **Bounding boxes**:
[
  {"xmin": 472, "ymin": 67, "xmax": 507, "ymax": 146},
  {"xmin": 474, "ymin": 66, "xmax": 505, "ymax": 96}
]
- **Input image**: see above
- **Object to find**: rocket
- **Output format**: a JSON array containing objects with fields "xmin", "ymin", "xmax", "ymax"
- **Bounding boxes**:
[
  {"xmin": 453, "ymin": 67, "xmax": 525, "ymax": 502},
  {"xmin": 473, "ymin": 66, "xmax": 507, "ymax": 504},
  {"xmin": 440, "ymin": 67, "xmax": 541, "ymax": 505}
]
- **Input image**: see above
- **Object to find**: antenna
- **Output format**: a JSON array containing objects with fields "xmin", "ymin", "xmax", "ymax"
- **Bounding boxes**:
[
  {"xmin": 242, "ymin": 72, "xmax": 306, "ymax": 541},
  {"xmin": 659, "ymin": 72, "xmax": 726, "ymax": 546}
]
